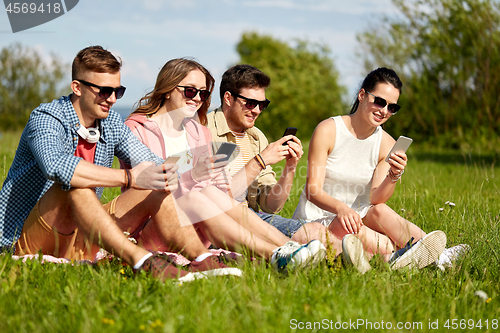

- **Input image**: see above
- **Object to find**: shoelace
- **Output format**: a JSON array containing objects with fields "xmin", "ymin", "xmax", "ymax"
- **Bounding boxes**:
[
  {"xmin": 275, "ymin": 242, "xmax": 303, "ymax": 257},
  {"xmin": 273, "ymin": 247, "xmax": 288, "ymax": 259}
]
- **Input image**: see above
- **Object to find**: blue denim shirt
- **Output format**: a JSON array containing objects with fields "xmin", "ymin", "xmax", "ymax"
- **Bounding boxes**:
[{"xmin": 0, "ymin": 95, "xmax": 163, "ymax": 247}]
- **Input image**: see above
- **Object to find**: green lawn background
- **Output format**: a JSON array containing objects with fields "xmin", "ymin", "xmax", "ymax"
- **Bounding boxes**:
[{"xmin": 0, "ymin": 130, "xmax": 499, "ymax": 333}]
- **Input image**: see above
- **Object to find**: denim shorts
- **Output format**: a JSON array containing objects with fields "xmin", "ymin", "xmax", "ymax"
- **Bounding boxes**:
[{"xmin": 252, "ymin": 210, "xmax": 306, "ymax": 238}]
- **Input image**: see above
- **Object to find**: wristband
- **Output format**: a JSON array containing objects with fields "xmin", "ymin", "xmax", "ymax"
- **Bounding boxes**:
[
  {"xmin": 125, "ymin": 169, "xmax": 132, "ymax": 189},
  {"xmin": 254, "ymin": 154, "xmax": 266, "ymax": 170},
  {"xmin": 387, "ymin": 168, "xmax": 404, "ymax": 181}
]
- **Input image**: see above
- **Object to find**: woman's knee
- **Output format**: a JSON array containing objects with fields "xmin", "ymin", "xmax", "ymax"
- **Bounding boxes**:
[{"xmin": 369, "ymin": 203, "xmax": 392, "ymax": 218}]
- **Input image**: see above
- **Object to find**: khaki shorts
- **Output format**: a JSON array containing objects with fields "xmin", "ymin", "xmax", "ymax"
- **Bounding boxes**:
[{"xmin": 15, "ymin": 197, "xmax": 119, "ymax": 261}]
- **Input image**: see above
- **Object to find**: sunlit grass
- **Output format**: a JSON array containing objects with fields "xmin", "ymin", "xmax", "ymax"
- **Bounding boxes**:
[{"xmin": 0, "ymin": 131, "xmax": 499, "ymax": 332}]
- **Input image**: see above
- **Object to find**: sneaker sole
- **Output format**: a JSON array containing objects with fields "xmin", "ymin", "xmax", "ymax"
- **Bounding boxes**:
[
  {"xmin": 185, "ymin": 267, "xmax": 243, "ymax": 280},
  {"xmin": 342, "ymin": 234, "xmax": 371, "ymax": 274},
  {"xmin": 390, "ymin": 230, "xmax": 447, "ymax": 270}
]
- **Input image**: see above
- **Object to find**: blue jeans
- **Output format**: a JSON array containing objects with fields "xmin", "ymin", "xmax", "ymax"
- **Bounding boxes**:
[{"xmin": 252, "ymin": 209, "xmax": 305, "ymax": 238}]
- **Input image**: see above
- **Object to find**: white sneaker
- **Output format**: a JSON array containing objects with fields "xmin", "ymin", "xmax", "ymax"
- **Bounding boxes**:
[
  {"xmin": 271, "ymin": 241, "xmax": 311, "ymax": 272},
  {"xmin": 342, "ymin": 234, "xmax": 371, "ymax": 274},
  {"xmin": 303, "ymin": 240, "xmax": 327, "ymax": 266},
  {"xmin": 389, "ymin": 230, "xmax": 447, "ymax": 270},
  {"xmin": 434, "ymin": 244, "xmax": 470, "ymax": 270}
]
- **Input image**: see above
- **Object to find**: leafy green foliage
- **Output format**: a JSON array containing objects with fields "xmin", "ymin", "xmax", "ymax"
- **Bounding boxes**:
[
  {"xmin": 357, "ymin": 0, "xmax": 500, "ymax": 151},
  {"xmin": 0, "ymin": 43, "xmax": 70, "ymax": 130},
  {"xmin": 236, "ymin": 32, "xmax": 346, "ymax": 141}
]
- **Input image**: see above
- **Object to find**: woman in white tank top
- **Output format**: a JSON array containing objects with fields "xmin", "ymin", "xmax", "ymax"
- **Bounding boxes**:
[{"xmin": 294, "ymin": 68, "xmax": 466, "ymax": 268}]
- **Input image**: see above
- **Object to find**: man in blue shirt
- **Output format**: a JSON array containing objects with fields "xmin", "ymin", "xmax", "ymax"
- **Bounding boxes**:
[{"xmin": 0, "ymin": 46, "xmax": 241, "ymax": 282}]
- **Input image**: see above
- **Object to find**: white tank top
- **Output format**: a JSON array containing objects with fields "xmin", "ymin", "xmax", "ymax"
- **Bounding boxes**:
[{"xmin": 293, "ymin": 116, "xmax": 382, "ymax": 226}]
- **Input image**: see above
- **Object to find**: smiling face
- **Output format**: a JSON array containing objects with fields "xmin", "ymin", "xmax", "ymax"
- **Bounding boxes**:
[
  {"xmin": 71, "ymin": 71, "xmax": 121, "ymax": 127},
  {"xmin": 164, "ymin": 69, "xmax": 207, "ymax": 118},
  {"xmin": 357, "ymin": 82, "xmax": 400, "ymax": 127},
  {"xmin": 223, "ymin": 87, "xmax": 266, "ymax": 133}
]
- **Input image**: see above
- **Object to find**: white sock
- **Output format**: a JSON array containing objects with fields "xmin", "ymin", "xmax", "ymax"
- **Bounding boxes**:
[
  {"xmin": 133, "ymin": 252, "xmax": 154, "ymax": 269},
  {"xmin": 194, "ymin": 253, "xmax": 213, "ymax": 262}
]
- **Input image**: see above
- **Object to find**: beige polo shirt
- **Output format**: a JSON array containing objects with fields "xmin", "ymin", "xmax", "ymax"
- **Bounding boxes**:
[{"xmin": 206, "ymin": 108, "xmax": 279, "ymax": 214}]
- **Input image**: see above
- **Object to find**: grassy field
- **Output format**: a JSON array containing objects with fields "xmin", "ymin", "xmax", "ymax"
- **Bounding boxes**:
[{"xmin": 0, "ymin": 130, "xmax": 499, "ymax": 333}]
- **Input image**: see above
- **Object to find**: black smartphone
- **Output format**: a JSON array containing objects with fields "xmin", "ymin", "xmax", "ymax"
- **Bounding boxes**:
[
  {"xmin": 214, "ymin": 142, "xmax": 237, "ymax": 163},
  {"xmin": 282, "ymin": 127, "xmax": 298, "ymax": 146}
]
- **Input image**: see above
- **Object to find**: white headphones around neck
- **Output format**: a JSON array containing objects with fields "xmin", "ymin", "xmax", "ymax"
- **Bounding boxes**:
[{"xmin": 77, "ymin": 125, "xmax": 100, "ymax": 143}]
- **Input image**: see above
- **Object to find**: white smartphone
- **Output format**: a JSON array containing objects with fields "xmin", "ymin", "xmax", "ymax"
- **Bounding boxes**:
[
  {"xmin": 164, "ymin": 155, "xmax": 181, "ymax": 164},
  {"xmin": 385, "ymin": 136, "xmax": 413, "ymax": 162}
]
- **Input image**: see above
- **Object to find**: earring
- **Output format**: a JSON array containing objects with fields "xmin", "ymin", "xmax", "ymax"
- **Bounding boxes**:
[{"xmin": 165, "ymin": 94, "xmax": 170, "ymax": 99}]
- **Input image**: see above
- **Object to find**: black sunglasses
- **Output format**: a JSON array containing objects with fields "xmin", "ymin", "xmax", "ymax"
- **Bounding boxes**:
[
  {"xmin": 365, "ymin": 90, "xmax": 401, "ymax": 114},
  {"xmin": 230, "ymin": 92, "xmax": 270, "ymax": 110},
  {"xmin": 77, "ymin": 80, "xmax": 126, "ymax": 99},
  {"xmin": 177, "ymin": 86, "xmax": 211, "ymax": 102}
]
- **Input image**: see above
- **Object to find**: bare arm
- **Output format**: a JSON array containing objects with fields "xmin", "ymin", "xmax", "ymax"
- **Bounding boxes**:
[
  {"xmin": 71, "ymin": 159, "xmax": 179, "ymax": 193},
  {"xmin": 70, "ymin": 160, "xmax": 127, "ymax": 188},
  {"xmin": 370, "ymin": 132, "xmax": 407, "ymax": 204},
  {"xmin": 229, "ymin": 135, "xmax": 297, "ymax": 209},
  {"xmin": 305, "ymin": 118, "xmax": 363, "ymax": 234},
  {"xmin": 266, "ymin": 135, "xmax": 303, "ymax": 212}
]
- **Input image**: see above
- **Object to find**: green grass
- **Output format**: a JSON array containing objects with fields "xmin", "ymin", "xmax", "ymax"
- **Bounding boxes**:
[{"xmin": 1, "ymin": 130, "xmax": 499, "ymax": 333}]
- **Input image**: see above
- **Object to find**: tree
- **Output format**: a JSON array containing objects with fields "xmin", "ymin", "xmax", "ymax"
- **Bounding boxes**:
[
  {"xmin": 357, "ymin": 0, "xmax": 500, "ymax": 151},
  {"xmin": 0, "ymin": 43, "xmax": 69, "ymax": 130},
  {"xmin": 236, "ymin": 32, "xmax": 346, "ymax": 141}
]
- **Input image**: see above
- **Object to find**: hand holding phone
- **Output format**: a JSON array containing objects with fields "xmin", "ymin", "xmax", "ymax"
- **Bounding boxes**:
[
  {"xmin": 282, "ymin": 127, "xmax": 297, "ymax": 146},
  {"xmin": 385, "ymin": 136, "xmax": 413, "ymax": 162}
]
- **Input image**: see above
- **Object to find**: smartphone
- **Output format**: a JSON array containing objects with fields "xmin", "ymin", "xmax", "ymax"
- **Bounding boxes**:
[
  {"xmin": 164, "ymin": 155, "xmax": 180, "ymax": 164},
  {"xmin": 282, "ymin": 127, "xmax": 298, "ymax": 146},
  {"xmin": 214, "ymin": 142, "xmax": 237, "ymax": 163},
  {"xmin": 385, "ymin": 136, "xmax": 413, "ymax": 162}
]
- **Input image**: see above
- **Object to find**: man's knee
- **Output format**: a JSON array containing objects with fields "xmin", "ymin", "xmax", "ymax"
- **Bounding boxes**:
[
  {"xmin": 116, "ymin": 188, "xmax": 168, "ymax": 213},
  {"xmin": 38, "ymin": 185, "xmax": 95, "ymax": 229},
  {"xmin": 67, "ymin": 187, "xmax": 98, "ymax": 201}
]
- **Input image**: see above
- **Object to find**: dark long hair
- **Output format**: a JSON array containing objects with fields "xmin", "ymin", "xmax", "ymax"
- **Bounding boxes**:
[
  {"xmin": 131, "ymin": 58, "xmax": 214, "ymax": 126},
  {"xmin": 350, "ymin": 67, "xmax": 402, "ymax": 114}
]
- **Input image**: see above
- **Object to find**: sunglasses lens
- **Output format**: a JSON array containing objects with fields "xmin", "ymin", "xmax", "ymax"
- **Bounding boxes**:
[
  {"xmin": 199, "ymin": 90, "xmax": 211, "ymax": 102},
  {"xmin": 245, "ymin": 100, "xmax": 258, "ymax": 109},
  {"xmin": 373, "ymin": 96, "xmax": 387, "ymax": 108},
  {"xmin": 183, "ymin": 87, "xmax": 198, "ymax": 99},
  {"xmin": 388, "ymin": 104, "xmax": 401, "ymax": 113},
  {"xmin": 116, "ymin": 87, "xmax": 126, "ymax": 99},
  {"xmin": 260, "ymin": 100, "xmax": 270, "ymax": 110},
  {"xmin": 99, "ymin": 88, "xmax": 113, "ymax": 99}
]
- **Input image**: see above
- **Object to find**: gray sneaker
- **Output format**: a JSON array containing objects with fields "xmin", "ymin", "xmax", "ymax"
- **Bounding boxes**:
[
  {"xmin": 389, "ymin": 230, "xmax": 447, "ymax": 270},
  {"xmin": 342, "ymin": 234, "xmax": 371, "ymax": 274}
]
